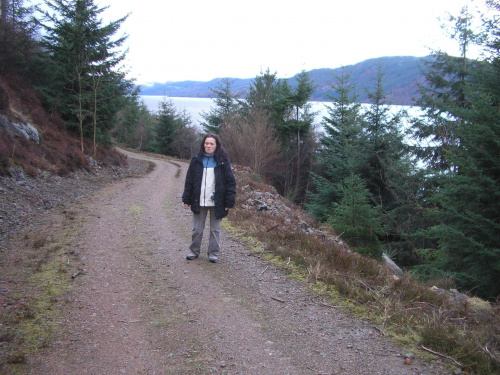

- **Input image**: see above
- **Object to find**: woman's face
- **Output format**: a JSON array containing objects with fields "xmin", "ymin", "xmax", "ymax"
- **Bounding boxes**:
[{"xmin": 204, "ymin": 137, "xmax": 217, "ymax": 155}]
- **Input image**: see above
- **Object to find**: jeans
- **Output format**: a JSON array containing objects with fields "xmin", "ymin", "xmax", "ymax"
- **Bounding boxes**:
[{"xmin": 189, "ymin": 207, "xmax": 221, "ymax": 257}]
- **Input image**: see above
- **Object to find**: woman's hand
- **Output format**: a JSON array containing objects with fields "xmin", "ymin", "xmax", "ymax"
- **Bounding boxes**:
[{"xmin": 184, "ymin": 204, "xmax": 190, "ymax": 210}]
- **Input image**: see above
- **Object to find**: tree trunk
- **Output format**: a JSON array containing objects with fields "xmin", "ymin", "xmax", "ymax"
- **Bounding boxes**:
[
  {"xmin": 0, "ymin": 0, "xmax": 7, "ymax": 19},
  {"xmin": 295, "ymin": 129, "xmax": 300, "ymax": 193},
  {"xmin": 1, "ymin": 0, "xmax": 8, "ymax": 46},
  {"xmin": 0, "ymin": 0, "xmax": 7, "ymax": 24},
  {"xmin": 295, "ymin": 107, "xmax": 300, "ymax": 194}
]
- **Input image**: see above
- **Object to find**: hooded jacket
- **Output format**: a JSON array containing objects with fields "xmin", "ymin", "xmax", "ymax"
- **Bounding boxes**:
[{"xmin": 182, "ymin": 150, "xmax": 236, "ymax": 220}]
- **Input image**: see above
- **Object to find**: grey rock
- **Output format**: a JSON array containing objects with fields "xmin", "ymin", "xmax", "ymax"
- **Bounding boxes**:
[
  {"xmin": 0, "ymin": 115, "xmax": 40, "ymax": 145},
  {"xmin": 449, "ymin": 289, "xmax": 468, "ymax": 305},
  {"xmin": 382, "ymin": 252, "xmax": 403, "ymax": 277}
]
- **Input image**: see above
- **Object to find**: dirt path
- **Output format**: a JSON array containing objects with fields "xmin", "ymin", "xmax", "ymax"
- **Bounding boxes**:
[{"xmin": 28, "ymin": 150, "xmax": 447, "ymax": 374}]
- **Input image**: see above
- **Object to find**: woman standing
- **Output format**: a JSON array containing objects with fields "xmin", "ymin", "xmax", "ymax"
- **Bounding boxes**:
[{"xmin": 182, "ymin": 133, "xmax": 237, "ymax": 263}]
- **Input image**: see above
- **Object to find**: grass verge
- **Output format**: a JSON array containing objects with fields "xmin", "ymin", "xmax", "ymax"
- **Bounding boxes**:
[{"xmin": 0, "ymin": 208, "xmax": 86, "ymax": 374}]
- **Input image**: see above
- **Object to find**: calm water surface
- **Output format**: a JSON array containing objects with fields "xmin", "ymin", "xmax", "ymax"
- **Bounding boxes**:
[
  {"xmin": 140, "ymin": 96, "xmax": 212, "ymax": 125},
  {"xmin": 139, "ymin": 96, "xmax": 418, "ymax": 130}
]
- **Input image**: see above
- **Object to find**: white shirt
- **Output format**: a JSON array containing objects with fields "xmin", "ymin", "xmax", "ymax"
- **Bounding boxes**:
[{"xmin": 200, "ymin": 156, "xmax": 216, "ymax": 207}]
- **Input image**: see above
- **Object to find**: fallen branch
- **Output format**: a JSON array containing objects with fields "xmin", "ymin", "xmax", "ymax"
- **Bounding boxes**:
[
  {"xmin": 482, "ymin": 343, "xmax": 499, "ymax": 363},
  {"xmin": 271, "ymin": 296, "xmax": 285, "ymax": 303},
  {"xmin": 118, "ymin": 320, "xmax": 144, "ymax": 323},
  {"xmin": 266, "ymin": 224, "xmax": 280, "ymax": 232},
  {"xmin": 319, "ymin": 302, "xmax": 343, "ymax": 310},
  {"xmin": 421, "ymin": 345, "xmax": 462, "ymax": 367},
  {"xmin": 373, "ymin": 326, "xmax": 386, "ymax": 336},
  {"xmin": 71, "ymin": 270, "xmax": 84, "ymax": 279},
  {"xmin": 305, "ymin": 365, "xmax": 334, "ymax": 375}
]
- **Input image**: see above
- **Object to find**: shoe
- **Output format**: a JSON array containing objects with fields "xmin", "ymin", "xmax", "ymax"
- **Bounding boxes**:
[
  {"xmin": 208, "ymin": 256, "xmax": 218, "ymax": 263},
  {"xmin": 186, "ymin": 252, "xmax": 198, "ymax": 260}
]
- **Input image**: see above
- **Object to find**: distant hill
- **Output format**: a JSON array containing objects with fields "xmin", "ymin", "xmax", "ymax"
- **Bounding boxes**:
[{"xmin": 139, "ymin": 56, "xmax": 432, "ymax": 106}]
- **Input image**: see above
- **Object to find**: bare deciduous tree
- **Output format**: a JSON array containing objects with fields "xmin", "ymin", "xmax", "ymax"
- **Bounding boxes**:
[
  {"xmin": 221, "ymin": 108, "xmax": 281, "ymax": 177},
  {"xmin": 170, "ymin": 126, "xmax": 200, "ymax": 160}
]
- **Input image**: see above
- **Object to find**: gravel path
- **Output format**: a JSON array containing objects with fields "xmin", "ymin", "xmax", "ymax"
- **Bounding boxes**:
[{"xmin": 26, "ymin": 150, "xmax": 448, "ymax": 374}]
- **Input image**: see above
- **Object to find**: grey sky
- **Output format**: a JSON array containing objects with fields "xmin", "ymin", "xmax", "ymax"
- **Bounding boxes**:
[{"xmin": 97, "ymin": 0, "xmax": 480, "ymax": 84}]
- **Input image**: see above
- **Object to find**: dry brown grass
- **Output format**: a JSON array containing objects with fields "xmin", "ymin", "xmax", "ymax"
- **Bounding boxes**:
[{"xmin": 228, "ymin": 167, "xmax": 500, "ymax": 375}]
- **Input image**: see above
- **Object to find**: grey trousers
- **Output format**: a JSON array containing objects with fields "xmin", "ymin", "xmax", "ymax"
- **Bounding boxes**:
[{"xmin": 189, "ymin": 207, "xmax": 221, "ymax": 257}]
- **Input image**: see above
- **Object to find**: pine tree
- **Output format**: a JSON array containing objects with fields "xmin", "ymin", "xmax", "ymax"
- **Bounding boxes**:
[
  {"xmin": 328, "ymin": 173, "xmax": 383, "ymax": 259},
  {"xmin": 200, "ymin": 78, "xmax": 239, "ymax": 134},
  {"xmin": 412, "ymin": 6, "xmax": 484, "ymax": 171},
  {"xmin": 306, "ymin": 67, "xmax": 367, "ymax": 220},
  {"xmin": 412, "ymin": 4, "xmax": 500, "ymax": 299},
  {"xmin": 286, "ymin": 71, "xmax": 316, "ymax": 198},
  {"xmin": 363, "ymin": 65, "xmax": 413, "ymax": 242},
  {"xmin": 0, "ymin": 0, "xmax": 39, "ymax": 74},
  {"xmin": 241, "ymin": 68, "xmax": 286, "ymax": 138},
  {"xmin": 38, "ymin": 0, "xmax": 133, "ymax": 151},
  {"xmin": 244, "ymin": 69, "xmax": 280, "ymax": 113},
  {"xmin": 244, "ymin": 70, "xmax": 316, "ymax": 201},
  {"xmin": 155, "ymin": 98, "xmax": 192, "ymax": 156},
  {"xmin": 113, "ymin": 95, "xmax": 156, "ymax": 151}
]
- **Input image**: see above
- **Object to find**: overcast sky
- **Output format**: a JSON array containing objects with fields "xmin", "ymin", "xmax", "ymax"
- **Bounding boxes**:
[{"xmin": 96, "ymin": 0, "xmax": 482, "ymax": 85}]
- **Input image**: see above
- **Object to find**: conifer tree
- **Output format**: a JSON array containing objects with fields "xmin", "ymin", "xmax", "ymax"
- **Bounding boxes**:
[
  {"xmin": 38, "ymin": 0, "xmax": 133, "ymax": 151},
  {"xmin": 242, "ymin": 69, "xmax": 284, "ymax": 126},
  {"xmin": 113, "ymin": 96, "xmax": 156, "ymax": 151},
  {"xmin": 244, "ymin": 70, "xmax": 316, "ymax": 201},
  {"xmin": 328, "ymin": 173, "xmax": 383, "ymax": 259},
  {"xmin": 363, "ymin": 65, "xmax": 410, "ymax": 218},
  {"xmin": 200, "ymin": 78, "xmax": 239, "ymax": 134},
  {"xmin": 155, "ymin": 98, "xmax": 192, "ymax": 156},
  {"xmin": 412, "ymin": 4, "xmax": 500, "ymax": 298},
  {"xmin": 362, "ymin": 65, "xmax": 423, "ymax": 264},
  {"xmin": 307, "ymin": 68, "xmax": 367, "ymax": 220},
  {"xmin": 287, "ymin": 71, "xmax": 316, "ymax": 198},
  {"xmin": 0, "ymin": 0, "xmax": 38, "ymax": 74},
  {"xmin": 412, "ymin": 6, "xmax": 483, "ymax": 171}
]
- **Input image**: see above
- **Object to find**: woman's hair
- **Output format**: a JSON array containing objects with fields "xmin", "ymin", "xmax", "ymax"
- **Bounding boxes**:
[{"xmin": 199, "ymin": 133, "xmax": 228, "ymax": 159}]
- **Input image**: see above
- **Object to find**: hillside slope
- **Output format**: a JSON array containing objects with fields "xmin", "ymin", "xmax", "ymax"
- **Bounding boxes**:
[
  {"xmin": 139, "ymin": 55, "xmax": 431, "ymax": 106},
  {"xmin": 0, "ymin": 75, "xmax": 126, "ymax": 177}
]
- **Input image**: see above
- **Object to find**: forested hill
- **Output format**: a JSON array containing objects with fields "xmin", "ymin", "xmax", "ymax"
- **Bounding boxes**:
[{"xmin": 139, "ymin": 56, "xmax": 431, "ymax": 106}]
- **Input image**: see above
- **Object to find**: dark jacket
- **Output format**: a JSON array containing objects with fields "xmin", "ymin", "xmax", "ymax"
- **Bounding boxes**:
[{"xmin": 182, "ymin": 151, "xmax": 236, "ymax": 219}]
